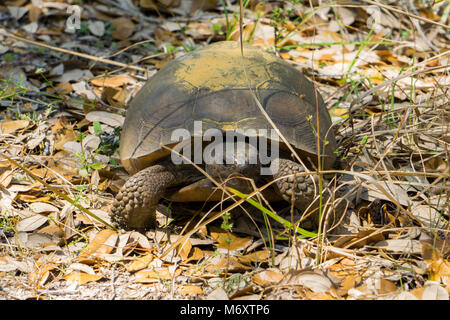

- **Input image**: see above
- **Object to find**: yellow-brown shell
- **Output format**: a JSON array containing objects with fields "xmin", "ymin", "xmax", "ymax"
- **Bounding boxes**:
[{"xmin": 120, "ymin": 41, "xmax": 336, "ymax": 174}]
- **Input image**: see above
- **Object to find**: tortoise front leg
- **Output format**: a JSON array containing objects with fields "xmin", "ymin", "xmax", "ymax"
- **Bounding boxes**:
[{"xmin": 111, "ymin": 162, "xmax": 201, "ymax": 230}]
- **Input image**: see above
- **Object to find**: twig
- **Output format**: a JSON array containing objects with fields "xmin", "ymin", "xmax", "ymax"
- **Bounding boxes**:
[
  {"xmin": 0, "ymin": 28, "xmax": 148, "ymax": 73},
  {"xmin": 407, "ymin": 0, "xmax": 440, "ymax": 51},
  {"xmin": 349, "ymin": 65, "xmax": 449, "ymax": 113},
  {"xmin": 363, "ymin": 0, "xmax": 449, "ymax": 29}
]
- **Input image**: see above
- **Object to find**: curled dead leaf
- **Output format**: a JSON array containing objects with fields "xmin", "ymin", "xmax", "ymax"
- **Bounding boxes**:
[
  {"xmin": 210, "ymin": 231, "xmax": 252, "ymax": 251},
  {"xmin": 78, "ymin": 229, "xmax": 118, "ymax": 263},
  {"xmin": 252, "ymin": 270, "xmax": 284, "ymax": 286},
  {"xmin": 126, "ymin": 254, "xmax": 154, "ymax": 273},
  {"xmin": 280, "ymin": 271, "xmax": 332, "ymax": 293}
]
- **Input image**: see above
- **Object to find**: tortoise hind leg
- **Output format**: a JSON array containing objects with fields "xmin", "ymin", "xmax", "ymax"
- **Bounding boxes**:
[
  {"xmin": 111, "ymin": 162, "xmax": 201, "ymax": 230},
  {"xmin": 270, "ymin": 158, "xmax": 320, "ymax": 212}
]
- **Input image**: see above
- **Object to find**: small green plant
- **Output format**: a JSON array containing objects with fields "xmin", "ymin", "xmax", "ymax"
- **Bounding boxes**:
[
  {"xmin": 219, "ymin": 0, "xmax": 251, "ymax": 40},
  {"xmin": 400, "ymin": 29, "xmax": 413, "ymax": 40},
  {"xmin": 220, "ymin": 211, "xmax": 233, "ymax": 232},
  {"xmin": 0, "ymin": 211, "xmax": 16, "ymax": 234},
  {"xmin": 4, "ymin": 53, "xmax": 16, "ymax": 63},
  {"xmin": 271, "ymin": 7, "xmax": 287, "ymax": 48},
  {"xmin": 212, "ymin": 22, "xmax": 223, "ymax": 35},
  {"xmin": 183, "ymin": 41, "xmax": 199, "ymax": 53},
  {"xmin": 166, "ymin": 43, "xmax": 182, "ymax": 54},
  {"xmin": 104, "ymin": 21, "xmax": 116, "ymax": 36},
  {"xmin": 74, "ymin": 133, "xmax": 106, "ymax": 178},
  {"xmin": 93, "ymin": 121, "xmax": 102, "ymax": 136},
  {"xmin": 77, "ymin": 21, "xmax": 89, "ymax": 35}
]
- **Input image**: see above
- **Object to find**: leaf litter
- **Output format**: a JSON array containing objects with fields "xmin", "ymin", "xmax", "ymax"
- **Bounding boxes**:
[{"xmin": 0, "ymin": 0, "xmax": 448, "ymax": 300}]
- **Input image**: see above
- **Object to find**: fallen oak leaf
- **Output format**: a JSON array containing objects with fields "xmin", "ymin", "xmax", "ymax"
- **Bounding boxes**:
[
  {"xmin": 280, "ymin": 271, "xmax": 332, "ymax": 293},
  {"xmin": 134, "ymin": 268, "xmax": 181, "ymax": 283},
  {"xmin": 64, "ymin": 272, "xmax": 104, "ymax": 285},
  {"xmin": 0, "ymin": 120, "xmax": 30, "ymax": 134},
  {"xmin": 237, "ymin": 250, "xmax": 271, "ymax": 264},
  {"xmin": 252, "ymin": 270, "xmax": 284, "ymax": 286},
  {"xmin": 126, "ymin": 254, "xmax": 154, "ymax": 273},
  {"xmin": 177, "ymin": 239, "xmax": 192, "ymax": 261},
  {"xmin": 78, "ymin": 229, "xmax": 118, "ymax": 263},
  {"xmin": 185, "ymin": 247, "xmax": 205, "ymax": 263},
  {"xmin": 179, "ymin": 285, "xmax": 203, "ymax": 296},
  {"xmin": 16, "ymin": 213, "xmax": 48, "ymax": 232},
  {"xmin": 90, "ymin": 75, "xmax": 134, "ymax": 88}
]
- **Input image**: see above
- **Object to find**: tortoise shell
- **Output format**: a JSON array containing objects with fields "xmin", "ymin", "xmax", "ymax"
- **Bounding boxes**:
[{"xmin": 120, "ymin": 41, "xmax": 336, "ymax": 174}]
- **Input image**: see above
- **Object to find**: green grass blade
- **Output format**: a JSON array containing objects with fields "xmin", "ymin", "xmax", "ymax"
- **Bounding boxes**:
[{"xmin": 227, "ymin": 187, "xmax": 317, "ymax": 238}]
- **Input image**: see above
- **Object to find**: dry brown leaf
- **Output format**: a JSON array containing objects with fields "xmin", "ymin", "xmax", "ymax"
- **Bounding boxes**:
[
  {"xmin": 185, "ymin": 247, "xmax": 204, "ymax": 263},
  {"xmin": 0, "ymin": 256, "xmax": 19, "ymax": 272},
  {"xmin": 29, "ymin": 263, "xmax": 54, "ymax": 287},
  {"xmin": 111, "ymin": 88, "xmax": 129, "ymax": 106},
  {"xmin": 210, "ymin": 231, "xmax": 252, "ymax": 251},
  {"xmin": 422, "ymin": 243, "xmax": 450, "ymax": 285},
  {"xmin": 85, "ymin": 111, "xmax": 125, "ymax": 127},
  {"xmin": 305, "ymin": 291, "xmax": 337, "ymax": 300},
  {"xmin": 338, "ymin": 230, "xmax": 385, "ymax": 249},
  {"xmin": 39, "ymin": 221, "xmax": 64, "ymax": 238},
  {"xmin": 90, "ymin": 75, "xmax": 133, "ymax": 88},
  {"xmin": 377, "ymin": 279, "xmax": 398, "ymax": 295},
  {"xmin": 64, "ymin": 272, "xmax": 104, "ymax": 285},
  {"xmin": 373, "ymin": 239, "xmax": 423, "ymax": 255},
  {"xmin": 205, "ymin": 257, "xmax": 251, "ymax": 273},
  {"xmin": 111, "ymin": 18, "xmax": 135, "ymax": 40},
  {"xmin": 16, "ymin": 214, "xmax": 48, "ymax": 232},
  {"xmin": 337, "ymin": 275, "xmax": 359, "ymax": 296},
  {"xmin": 78, "ymin": 229, "xmax": 118, "ymax": 263},
  {"xmin": 237, "ymin": 250, "xmax": 271, "ymax": 264},
  {"xmin": 365, "ymin": 181, "xmax": 410, "ymax": 206},
  {"xmin": 179, "ymin": 285, "xmax": 203, "ymax": 296},
  {"xmin": 422, "ymin": 282, "xmax": 449, "ymax": 300},
  {"xmin": 126, "ymin": 254, "xmax": 154, "ymax": 273},
  {"xmin": 0, "ymin": 120, "xmax": 30, "ymax": 134},
  {"xmin": 17, "ymin": 194, "xmax": 51, "ymax": 203},
  {"xmin": 252, "ymin": 270, "xmax": 284, "ymax": 286},
  {"xmin": 29, "ymin": 202, "xmax": 59, "ymax": 213},
  {"xmin": 53, "ymin": 82, "xmax": 73, "ymax": 94},
  {"xmin": 7, "ymin": 182, "xmax": 40, "ymax": 193},
  {"xmin": 178, "ymin": 240, "xmax": 192, "ymax": 261},
  {"xmin": 281, "ymin": 271, "xmax": 332, "ymax": 293},
  {"xmin": 0, "ymin": 170, "xmax": 13, "ymax": 188},
  {"xmin": 134, "ymin": 268, "xmax": 181, "ymax": 283},
  {"xmin": 6, "ymin": 0, "xmax": 27, "ymax": 6},
  {"xmin": 412, "ymin": 204, "xmax": 446, "ymax": 229},
  {"xmin": 206, "ymin": 287, "xmax": 229, "ymax": 300},
  {"xmin": 28, "ymin": 5, "xmax": 41, "ymax": 22}
]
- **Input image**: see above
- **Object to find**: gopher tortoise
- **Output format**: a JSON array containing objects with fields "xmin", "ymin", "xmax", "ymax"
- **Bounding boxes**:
[{"xmin": 111, "ymin": 41, "xmax": 337, "ymax": 230}]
